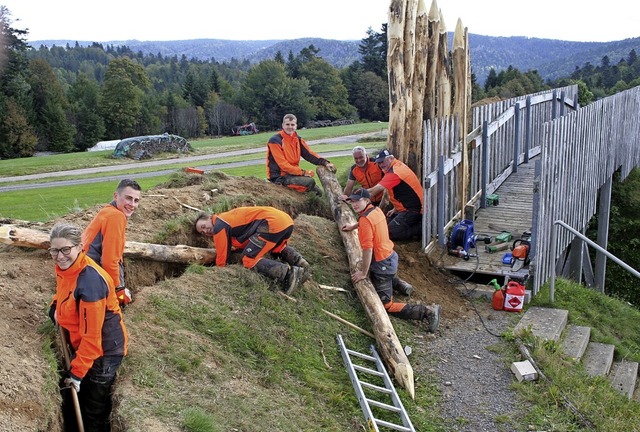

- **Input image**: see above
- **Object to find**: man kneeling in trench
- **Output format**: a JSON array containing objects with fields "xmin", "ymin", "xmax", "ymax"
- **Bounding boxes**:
[
  {"xmin": 194, "ymin": 206, "xmax": 310, "ymax": 294},
  {"xmin": 341, "ymin": 188, "xmax": 441, "ymax": 332}
]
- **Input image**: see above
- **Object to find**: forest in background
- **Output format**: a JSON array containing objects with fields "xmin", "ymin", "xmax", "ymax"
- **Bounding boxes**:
[
  {"xmin": 1, "ymin": 5, "xmax": 638, "ymax": 304},
  {"xmin": 2, "ymin": 5, "xmax": 640, "ymax": 157}
]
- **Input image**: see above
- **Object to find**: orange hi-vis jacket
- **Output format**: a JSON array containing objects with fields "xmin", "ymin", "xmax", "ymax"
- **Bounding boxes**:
[
  {"xmin": 348, "ymin": 158, "xmax": 384, "ymax": 203},
  {"xmin": 378, "ymin": 159, "xmax": 424, "ymax": 213},
  {"xmin": 211, "ymin": 206, "xmax": 294, "ymax": 267},
  {"xmin": 266, "ymin": 131, "xmax": 328, "ymax": 181},
  {"xmin": 82, "ymin": 202, "xmax": 126, "ymax": 288},
  {"xmin": 358, "ymin": 204, "xmax": 395, "ymax": 263},
  {"xmin": 52, "ymin": 252, "xmax": 127, "ymax": 380}
]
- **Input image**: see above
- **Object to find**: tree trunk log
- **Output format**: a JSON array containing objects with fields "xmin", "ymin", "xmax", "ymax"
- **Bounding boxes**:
[
  {"xmin": 406, "ymin": 0, "xmax": 428, "ymax": 174},
  {"xmin": 388, "ymin": 0, "xmax": 409, "ymax": 162},
  {"xmin": 424, "ymin": 0, "xmax": 440, "ymax": 122},
  {"xmin": 436, "ymin": 8, "xmax": 452, "ymax": 117},
  {"xmin": 0, "ymin": 224, "xmax": 216, "ymax": 264},
  {"xmin": 317, "ymin": 166, "xmax": 415, "ymax": 399},
  {"xmin": 452, "ymin": 19, "xmax": 471, "ymax": 216}
]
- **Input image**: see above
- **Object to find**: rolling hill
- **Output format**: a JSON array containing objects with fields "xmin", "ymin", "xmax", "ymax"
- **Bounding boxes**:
[{"xmin": 29, "ymin": 34, "xmax": 640, "ymax": 85}]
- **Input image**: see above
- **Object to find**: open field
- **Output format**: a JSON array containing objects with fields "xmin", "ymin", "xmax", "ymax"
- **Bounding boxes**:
[{"xmin": 0, "ymin": 123, "xmax": 387, "ymax": 221}]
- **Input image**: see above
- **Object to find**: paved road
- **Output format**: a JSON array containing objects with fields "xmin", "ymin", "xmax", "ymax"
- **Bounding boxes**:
[{"xmin": 0, "ymin": 133, "xmax": 383, "ymax": 192}]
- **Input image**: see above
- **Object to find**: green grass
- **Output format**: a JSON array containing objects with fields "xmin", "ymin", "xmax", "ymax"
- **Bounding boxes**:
[
  {"xmin": 102, "ymin": 204, "xmax": 447, "ymax": 431},
  {"xmin": 182, "ymin": 407, "xmax": 221, "ymax": 432},
  {"xmin": 510, "ymin": 278, "xmax": 640, "ymax": 432},
  {"xmin": 0, "ymin": 150, "xmax": 369, "ymax": 221},
  {"xmin": 0, "ymin": 123, "xmax": 388, "ymax": 177},
  {"xmin": 0, "ymin": 142, "xmax": 382, "ymax": 188},
  {"xmin": 116, "ymin": 264, "xmax": 422, "ymax": 431},
  {"xmin": 0, "ymin": 177, "xmax": 171, "ymax": 221}
]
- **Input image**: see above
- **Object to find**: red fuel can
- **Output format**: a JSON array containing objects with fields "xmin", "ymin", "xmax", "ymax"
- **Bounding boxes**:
[{"xmin": 503, "ymin": 281, "xmax": 525, "ymax": 312}]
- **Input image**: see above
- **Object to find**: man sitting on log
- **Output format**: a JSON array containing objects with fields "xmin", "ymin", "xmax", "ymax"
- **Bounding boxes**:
[
  {"xmin": 194, "ymin": 206, "xmax": 310, "ymax": 295},
  {"xmin": 266, "ymin": 113, "xmax": 336, "ymax": 196},
  {"xmin": 82, "ymin": 178, "xmax": 142, "ymax": 306},
  {"xmin": 340, "ymin": 146, "xmax": 384, "ymax": 207},
  {"xmin": 366, "ymin": 149, "xmax": 423, "ymax": 241},
  {"xmin": 341, "ymin": 188, "xmax": 440, "ymax": 332}
]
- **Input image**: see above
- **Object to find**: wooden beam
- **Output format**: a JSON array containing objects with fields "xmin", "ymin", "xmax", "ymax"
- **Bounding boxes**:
[
  {"xmin": 317, "ymin": 166, "xmax": 416, "ymax": 399},
  {"xmin": 0, "ymin": 224, "xmax": 216, "ymax": 264}
]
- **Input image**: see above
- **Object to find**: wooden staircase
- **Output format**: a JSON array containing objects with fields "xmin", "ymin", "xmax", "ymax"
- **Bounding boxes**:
[{"xmin": 513, "ymin": 307, "xmax": 640, "ymax": 401}]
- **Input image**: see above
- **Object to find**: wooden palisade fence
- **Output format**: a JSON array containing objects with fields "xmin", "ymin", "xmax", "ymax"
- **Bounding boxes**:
[
  {"xmin": 421, "ymin": 83, "xmax": 640, "ymax": 297},
  {"xmin": 422, "ymin": 84, "xmax": 579, "ymax": 253},
  {"xmin": 531, "ymin": 85, "xmax": 640, "ymax": 295}
]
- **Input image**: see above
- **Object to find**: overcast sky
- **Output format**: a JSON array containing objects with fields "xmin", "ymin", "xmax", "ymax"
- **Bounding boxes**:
[{"xmin": 3, "ymin": 0, "xmax": 638, "ymax": 44}]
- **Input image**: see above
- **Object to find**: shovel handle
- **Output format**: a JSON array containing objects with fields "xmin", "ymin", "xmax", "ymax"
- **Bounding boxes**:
[{"xmin": 58, "ymin": 328, "xmax": 85, "ymax": 432}]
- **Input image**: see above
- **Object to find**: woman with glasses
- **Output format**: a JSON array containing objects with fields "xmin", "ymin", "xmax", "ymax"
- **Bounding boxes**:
[{"xmin": 48, "ymin": 222, "xmax": 128, "ymax": 431}]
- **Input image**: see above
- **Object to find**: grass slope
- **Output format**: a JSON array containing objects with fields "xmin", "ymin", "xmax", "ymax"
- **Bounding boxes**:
[{"xmin": 111, "ymin": 214, "xmax": 447, "ymax": 432}]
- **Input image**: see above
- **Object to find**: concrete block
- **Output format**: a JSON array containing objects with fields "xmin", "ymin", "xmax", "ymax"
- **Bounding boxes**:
[
  {"xmin": 582, "ymin": 342, "xmax": 615, "ymax": 377},
  {"xmin": 511, "ymin": 360, "xmax": 538, "ymax": 382},
  {"xmin": 609, "ymin": 361, "xmax": 639, "ymax": 399},
  {"xmin": 561, "ymin": 325, "xmax": 591, "ymax": 361},
  {"xmin": 513, "ymin": 307, "xmax": 568, "ymax": 342}
]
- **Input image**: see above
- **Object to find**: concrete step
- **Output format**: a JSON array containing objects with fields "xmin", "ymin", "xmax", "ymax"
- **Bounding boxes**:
[
  {"xmin": 582, "ymin": 342, "xmax": 615, "ymax": 377},
  {"xmin": 609, "ymin": 361, "xmax": 639, "ymax": 399},
  {"xmin": 513, "ymin": 307, "xmax": 568, "ymax": 342},
  {"xmin": 560, "ymin": 325, "xmax": 591, "ymax": 361}
]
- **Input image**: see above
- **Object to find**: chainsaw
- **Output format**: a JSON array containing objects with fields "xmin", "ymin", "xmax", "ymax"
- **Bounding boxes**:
[
  {"xmin": 511, "ymin": 231, "xmax": 531, "ymax": 271},
  {"xmin": 447, "ymin": 219, "xmax": 491, "ymax": 260}
]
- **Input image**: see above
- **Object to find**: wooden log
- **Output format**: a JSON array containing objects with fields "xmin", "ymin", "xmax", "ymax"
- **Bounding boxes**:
[
  {"xmin": 0, "ymin": 224, "xmax": 216, "ymax": 264},
  {"xmin": 452, "ymin": 19, "xmax": 471, "ymax": 217},
  {"xmin": 388, "ymin": 0, "xmax": 409, "ymax": 161},
  {"xmin": 317, "ymin": 166, "xmax": 416, "ymax": 399},
  {"xmin": 436, "ymin": 8, "xmax": 452, "ymax": 117},
  {"xmin": 406, "ymin": 0, "xmax": 429, "ymax": 174},
  {"xmin": 424, "ymin": 0, "xmax": 440, "ymax": 122},
  {"xmin": 124, "ymin": 241, "xmax": 216, "ymax": 264}
]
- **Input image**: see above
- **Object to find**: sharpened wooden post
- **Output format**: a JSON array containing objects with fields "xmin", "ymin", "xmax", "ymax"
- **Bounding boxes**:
[{"xmin": 317, "ymin": 165, "xmax": 416, "ymax": 399}]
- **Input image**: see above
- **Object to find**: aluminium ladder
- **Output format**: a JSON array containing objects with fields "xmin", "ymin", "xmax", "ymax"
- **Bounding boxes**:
[{"xmin": 337, "ymin": 334, "xmax": 415, "ymax": 432}]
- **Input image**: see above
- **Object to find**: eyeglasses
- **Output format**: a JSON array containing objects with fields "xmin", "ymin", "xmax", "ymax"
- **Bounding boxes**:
[{"xmin": 48, "ymin": 245, "xmax": 76, "ymax": 257}]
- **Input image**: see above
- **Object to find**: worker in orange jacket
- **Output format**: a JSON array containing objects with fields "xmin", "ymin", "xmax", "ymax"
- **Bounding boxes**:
[
  {"xmin": 48, "ymin": 222, "xmax": 128, "ymax": 431},
  {"xmin": 340, "ymin": 146, "xmax": 384, "ymax": 206},
  {"xmin": 194, "ymin": 206, "xmax": 310, "ymax": 294},
  {"xmin": 367, "ymin": 149, "xmax": 424, "ymax": 241},
  {"xmin": 342, "ymin": 188, "xmax": 440, "ymax": 331},
  {"xmin": 266, "ymin": 113, "xmax": 336, "ymax": 196},
  {"xmin": 82, "ymin": 179, "xmax": 141, "ymax": 306}
]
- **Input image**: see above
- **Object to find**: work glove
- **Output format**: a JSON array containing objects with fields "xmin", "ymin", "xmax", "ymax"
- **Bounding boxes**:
[
  {"xmin": 116, "ymin": 287, "xmax": 132, "ymax": 306},
  {"xmin": 48, "ymin": 302, "xmax": 57, "ymax": 324},
  {"xmin": 303, "ymin": 170, "xmax": 315, "ymax": 178},
  {"xmin": 64, "ymin": 375, "xmax": 81, "ymax": 393}
]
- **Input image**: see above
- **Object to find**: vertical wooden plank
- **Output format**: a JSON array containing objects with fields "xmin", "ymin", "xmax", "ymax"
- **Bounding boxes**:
[
  {"xmin": 437, "ymin": 155, "xmax": 446, "ymax": 246},
  {"xmin": 595, "ymin": 176, "xmax": 612, "ymax": 293}
]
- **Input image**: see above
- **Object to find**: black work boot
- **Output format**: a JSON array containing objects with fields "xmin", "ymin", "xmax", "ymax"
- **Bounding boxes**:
[
  {"xmin": 424, "ymin": 304, "xmax": 441, "ymax": 333},
  {"xmin": 279, "ymin": 246, "xmax": 310, "ymax": 269},
  {"xmin": 392, "ymin": 276, "xmax": 414, "ymax": 296},
  {"xmin": 278, "ymin": 246, "xmax": 310, "ymax": 282},
  {"xmin": 253, "ymin": 258, "xmax": 289, "ymax": 283},
  {"xmin": 393, "ymin": 304, "xmax": 427, "ymax": 320},
  {"xmin": 284, "ymin": 265, "xmax": 306, "ymax": 295}
]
